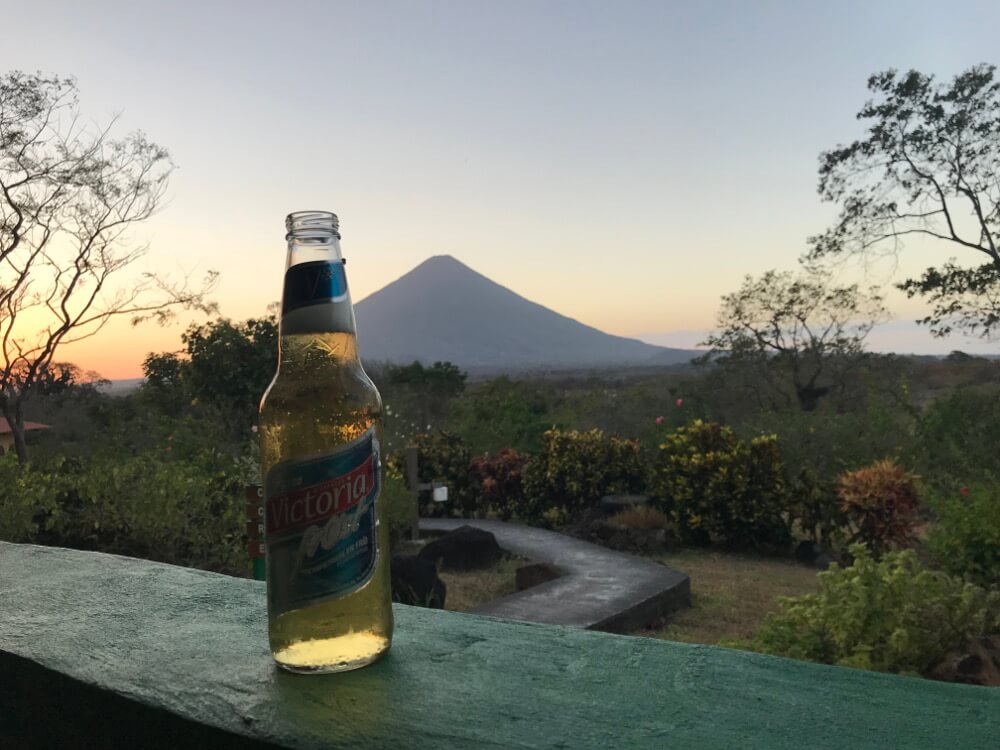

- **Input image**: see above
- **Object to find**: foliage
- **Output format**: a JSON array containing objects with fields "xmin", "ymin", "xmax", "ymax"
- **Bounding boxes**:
[
  {"xmin": 469, "ymin": 448, "xmax": 528, "ymax": 520},
  {"xmin": 143, "ymin": 316, "xmax": 277, "ymax": 430},
  {"xmin": 926, "ymin": 483, "xmax": 1000, "ymax": 588},
  {"xmin": 381, "ymin": 474, "xmax": 416, "ymax": 544},
  {"xmin": 444, "ymin": 376, "xmax": 553, "ymax": 454},
  {"xmin": 376, "ymin": 361, "xmax": 467, "ymax": 450},
  {"xmin": 649, "ymin": 420, "xmax": 789, "ymax": 549},
  {"xmin": 0, "ymin": 72, "xmax": 215, "ymax": 461},
  {"xmin": 808, "ymin": 64, "xmax": 1000, "ymax": 338},
  {"xmin": 383, "ymin": 360, "xmax": 466, "ymax": 398},
  {"xmin": 912, "ymin": 389, "xmax": 1000, "ymax": 485},
  {"xmin": 608, "ymin": 505, "xmax": 672, "ymax": 531},
  {"xmin": 520, "ymin": 428, "xmax": 644, "ymax": 525},
  {"xmin": 387, "ymin": 431, "xmax": 474, "ymax": 518},
  {"xmin": 699, "ymin": 270, "xmax": 885, "ymax": 412},
  {"xmin": 0, "ymin": 450, "xmax": 248, "ymax": 575},
  {"xmin": 786, "ymin": 469, "xmax": 847, "ymax": 549},
  {"xmin": 746, "ymin": 546, "xmax": 1000, "ymax": 675},
  {"xmin": 837, "ymin": 460, "xmax": 920, "ymax": 556}
]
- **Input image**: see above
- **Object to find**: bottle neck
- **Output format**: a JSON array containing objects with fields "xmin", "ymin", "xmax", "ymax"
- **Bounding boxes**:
[{"xmin": 279, "ymin": 235, "xmax": 358, "ymax": 340}]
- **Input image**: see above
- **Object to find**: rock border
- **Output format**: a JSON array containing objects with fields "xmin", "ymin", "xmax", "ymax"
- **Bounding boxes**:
[{"xmin": 420, "ymin": 518, "xmax": 690, "ymax": 632}]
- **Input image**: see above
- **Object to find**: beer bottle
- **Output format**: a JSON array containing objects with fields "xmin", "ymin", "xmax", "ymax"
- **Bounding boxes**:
[{"xmin": 259, "ymin": 210, "xmax": 393, "ymax": 673}]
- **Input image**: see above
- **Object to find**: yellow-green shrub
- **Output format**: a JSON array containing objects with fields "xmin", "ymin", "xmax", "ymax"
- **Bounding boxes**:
[
  {"xmin": 745, "ymin": 545, "xmax": 1000, "ymax": 675},
  {"xmin": 520, "ymin": 428, "xmax": 644, "ymax": 525},
  {"xmin": 649, "ymin": 420, "xmax": 788, "ymax": 549}
]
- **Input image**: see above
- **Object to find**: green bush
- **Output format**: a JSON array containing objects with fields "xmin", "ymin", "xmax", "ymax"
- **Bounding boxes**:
[
  {"xmin": 913, "ymin": 389, "xmax": 1000, "ymax": 484},
  {"xmin": 520, "ymin": 428, "xmax": 644, "ymax": 525},
  {"xmin": 837, "ymin": 459, "xmax": 920, "ymax": 557},
  {"xmin": 787, "ymin": 468, "xmax": 847, "ymax": 549},
  {"xmin": 745, "ymin": 545, "xmax": 1000, "ymax": 675},
  {"xmin": 926, "ymin": 483, "xmax": 1000, "ymax": 588},
  {"xmin": 649, "ymin": 420, "xmax": 789, "ymax": 549},
  {"xmin": 387, "ymin": 431, "xmax": 473, "ymax": 518},
  {"xmin": 0, "ymin": 451, "xmax": 248, "ymax": 575},
  {"xmin": 381, "ymin": 473, "xmax": 416, "ymax": 544},
  {"xmin": 469, "ymin": 448, "xmax": 528, "ymax": 520}
]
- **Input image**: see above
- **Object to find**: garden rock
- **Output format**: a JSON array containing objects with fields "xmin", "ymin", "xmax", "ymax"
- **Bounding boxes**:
[
  {"xmin": 516, "ymin": 563, "xmax": 561, "ymax": 591},
  {"xmin": 391, "ymin": 554, "xmax": 446, "ymax": 608},
  {"xmin": 418, "ymin": 525, "xmax": 503, "ymax": 571},
  {"xmin": 929, "ymin": 635, "xmax": 1000, "ymax": 687},
  {"xmin": 795, "ymin": 541, "xmax": 836, "ymax": 570}
]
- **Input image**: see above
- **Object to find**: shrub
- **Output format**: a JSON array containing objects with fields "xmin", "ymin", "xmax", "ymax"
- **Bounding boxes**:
[
  {"xmin": 745, "ymin": 545, "xmax": 1000, "ymax": 675},
  {"xmin": 837, "ymin": 459, "xmax": 920, "ymax": 556},
  {"xmin": 787, "ymin": 468, "xmax": 847, "ymax": 549},
  {"xmin": 913, "ymin": 389, "xmax": 1000, "ymax": 484},
  {"xmin": 0, "ymin": 451, "xmax": 248, "ymax": 575},
  {"xmin": 926, "ymin": 483, "xmax": 1000, "ymax": 588},
  {"xmin": 381, "ymin": 474, "xmax": 417, "ymax": 543},
  {"xmin": 387, "ymin": 431, "xmax": 473, "ymax": 518},
  {"xmin": 520, "ymin": 428, "xmax": 644, "ymax": 524},
  {"xmin": 469, "ymin": 449, "xmax": 528, "ymax": 520},
  {"xmin": 649, "ymin": 420, "xmax": 788, "ymax": 549},
  {"xmin": 608, "ymin": 505, "xmax": 672, "ymax": 531}
]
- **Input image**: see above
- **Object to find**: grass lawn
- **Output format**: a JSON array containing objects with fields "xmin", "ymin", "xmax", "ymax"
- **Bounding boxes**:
[
  {"xmin": 439, "ymin": 556, "xmax": 524, "ymax": 612},
  {"xmin": 635, "ymin": 547, "xmax": 821, "ymax": 645}
]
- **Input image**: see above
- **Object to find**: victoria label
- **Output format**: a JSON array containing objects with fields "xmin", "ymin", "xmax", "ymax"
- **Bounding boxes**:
[{"xmin": 264, "ymin": 428, "xmax": 380, "ymax": 616}]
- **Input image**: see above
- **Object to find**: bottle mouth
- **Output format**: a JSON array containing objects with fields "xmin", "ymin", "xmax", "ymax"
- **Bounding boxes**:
[{"xmin": 286, "ymin": 210, "xmax": 340, "ymax": 240}]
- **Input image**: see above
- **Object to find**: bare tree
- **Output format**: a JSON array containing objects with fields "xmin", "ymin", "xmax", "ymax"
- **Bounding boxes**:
[
  {"xmin": 699, "ymin": 270, "xmax": 887, "ymax": 412},
  {"xmin": 807, "ymin": 64, "xmax": 1000, "ymax": 338},
  {"xmin": 0, "ymin": 72, "xmax": 215, "ymax": 461}
]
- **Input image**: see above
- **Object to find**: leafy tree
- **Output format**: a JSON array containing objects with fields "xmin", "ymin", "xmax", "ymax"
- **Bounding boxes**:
[
  {"xmin": 143, "ymin": 315, "xmax": 277, "ymax": 428},
  {"xmin": 807, "ymin": 64, "xmax": 1000, "ymax": 338},
  {"xmin": 384, "ymin": 360, "xmax": 466, "ymax": 400},
  {"xmin": 700, "ymin": 270, "xmax": 886, "ymax": 411},
  {"xmin": 0, "ymin": 72, "xmax": 215, "ymax": 461},
  {"xmin": 378, "ymin": 360, "xmax": 467, "ymax": 439}
]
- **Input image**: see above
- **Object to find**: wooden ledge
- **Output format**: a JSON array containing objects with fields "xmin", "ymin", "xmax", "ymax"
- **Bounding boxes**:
[{"xmin": 2, "ymin": 542, "xmax": 998, "ymax": 749}]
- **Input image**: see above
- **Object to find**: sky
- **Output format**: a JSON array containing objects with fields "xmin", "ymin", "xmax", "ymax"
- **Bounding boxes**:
[{"xmin": 5, "ymin": 0, "xmax": 1000, "ymax": 378}]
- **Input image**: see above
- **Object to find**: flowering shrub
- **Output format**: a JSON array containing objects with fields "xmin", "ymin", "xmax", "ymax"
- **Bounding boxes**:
[
  {"xmin": 469, "ymin": 448, "xmax": 528, "ymax": 520},
  {"xmin": 926, "ymin": 483, "xmax": 1000, "ymax": 588},
  {"xmin": 649, "ymin": 420, "xmax": 788, "ymax": 549},
  {"xmin": 520, "ymin": 428, "xmax": 644, "ymax": 525},
  {"xmin": 745, "ymin": 545, "xmax": 1000, "ymax": 675},
  {"xmin": 837, "ymin": 459, "xmax": 920, "ymax": 556}
]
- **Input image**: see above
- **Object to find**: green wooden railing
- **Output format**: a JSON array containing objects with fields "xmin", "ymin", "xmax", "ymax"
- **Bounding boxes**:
[{"xmin": 1, "ymin": 542, "xmax": 998, "ymax": 749}]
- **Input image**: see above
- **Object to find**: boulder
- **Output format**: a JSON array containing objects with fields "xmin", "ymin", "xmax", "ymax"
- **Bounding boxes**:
[
  {"xmin": 418, "ymin": 525, "xmax": 503, "ymax": 571},
  {"xmin": 391, "ymin": 554, "xmax": 446, "ymax": 609},
  {"xmin": 928, "ymin": 636, "xmax": 1000, "ymax": 687},
  {"xmin": 515, "ymin": 563, "xmax": 561, "ymax": 591}
]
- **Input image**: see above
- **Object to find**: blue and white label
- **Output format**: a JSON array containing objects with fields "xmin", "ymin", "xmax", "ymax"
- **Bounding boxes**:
[
  {"xmin": 282, "ymin": 260, "xmax": 348, "ymax": 316},
  {"xmin": 265, "ymin": 429, "xmax": 380, "ymax": 616}
]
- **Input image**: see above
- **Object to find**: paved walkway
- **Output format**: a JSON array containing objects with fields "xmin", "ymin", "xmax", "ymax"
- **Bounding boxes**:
[{"xmin": 420, "ymin": 518, "xmax": 690, "ymax": 632}]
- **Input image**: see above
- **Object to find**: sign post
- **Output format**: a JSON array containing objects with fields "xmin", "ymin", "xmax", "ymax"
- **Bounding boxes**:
[{"xmin": 245, "ymin": 485, "xmax": 266, "ymax": 581}]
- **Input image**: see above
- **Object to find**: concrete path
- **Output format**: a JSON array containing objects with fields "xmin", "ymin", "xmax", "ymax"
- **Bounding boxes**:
[{"xmin": 420, "ymin": 518, "xmax": 690, "ymax": 632}]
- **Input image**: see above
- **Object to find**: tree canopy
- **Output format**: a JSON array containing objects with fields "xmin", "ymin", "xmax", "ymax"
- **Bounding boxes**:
[
  {"xmin": 0, "ymin": 71, "xmax": 214, "ymax": 460},
  {"xmin": 700, "ymin": 270, "xmax": 886, "ymax": 411},
  {"xmin": 807, "ymin": 64, "xmax": 1000, "ymax": 338},
  {"xmin": 143, "ymin": 316, "xmax": 277, "ymax": 428}
]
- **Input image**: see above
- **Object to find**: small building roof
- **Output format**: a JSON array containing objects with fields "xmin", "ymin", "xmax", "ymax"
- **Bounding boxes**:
[{"xmin": 0, "ymin": 418, "xmax": 50, "ymax": 434}]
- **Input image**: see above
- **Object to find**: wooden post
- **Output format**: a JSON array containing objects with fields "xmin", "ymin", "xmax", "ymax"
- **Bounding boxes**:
[{"xmin": 405, "ymin": 446, "xmax": 420, "ymax": 541}]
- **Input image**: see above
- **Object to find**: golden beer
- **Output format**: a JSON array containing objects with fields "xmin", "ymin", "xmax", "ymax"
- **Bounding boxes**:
[{"xmin": 259, "ymin": 211, "xmax": 393, "ymax": 673}]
